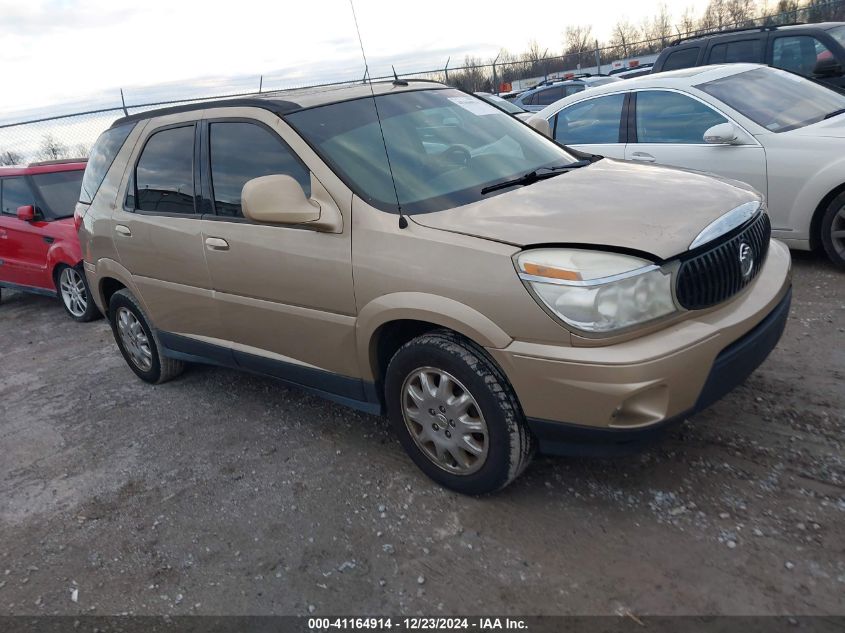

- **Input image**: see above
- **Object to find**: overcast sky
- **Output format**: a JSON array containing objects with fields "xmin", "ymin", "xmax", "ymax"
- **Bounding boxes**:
[{"xmin": 0, "ymin": 0, "xmax": 711, "ymax": 120}]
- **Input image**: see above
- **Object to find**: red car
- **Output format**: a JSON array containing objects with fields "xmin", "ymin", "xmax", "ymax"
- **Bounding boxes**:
[{"xmin": 0, "ymin": 159, "xmax": 99, "ymax": 321}]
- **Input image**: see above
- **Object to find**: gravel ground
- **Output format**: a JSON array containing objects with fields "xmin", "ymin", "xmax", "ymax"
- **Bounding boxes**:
[{"xmin": 0, "ymin": 251, "xmax": 843, "ymax": 617}]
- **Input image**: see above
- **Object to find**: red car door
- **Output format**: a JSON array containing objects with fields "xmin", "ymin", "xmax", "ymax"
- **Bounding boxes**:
[{"xmin": 0, "ymin": 176, "xmax": 53, "ymax": 290}]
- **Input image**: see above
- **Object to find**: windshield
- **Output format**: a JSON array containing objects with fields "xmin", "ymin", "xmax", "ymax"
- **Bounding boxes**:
[
  {"xmin": 286, "ymin": 88, "xmax": 575, "ymax": 214},
  {"xmin": 695, "ymin": 67, "xmax": 845, "ymax": 132},
  {"xmin": 31, "ymin": 170, "xmax": 84, "ymax": 218},
  {"xmin": 829, "ymin": 25, "xmax": 845, "ymax": 48},
  {"xmin": 477, "ymin": 93, "xmax": 526, "ymax": 114}
]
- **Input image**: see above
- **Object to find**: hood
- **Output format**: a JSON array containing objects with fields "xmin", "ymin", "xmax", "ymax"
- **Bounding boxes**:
[
  {"xmin": 410, "ymin": 158, "xmax": 760, "ymax": 260},
  {"xmin": 790, "ymin": 113, "xmax": 845, "ymax": 138}
]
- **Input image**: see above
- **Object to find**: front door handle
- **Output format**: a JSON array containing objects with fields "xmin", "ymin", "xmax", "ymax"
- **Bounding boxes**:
[
  {"xmin": 630, "ymin": 152, "xmax": 656, "ymax": 163},
  {"xmin": 205, "ymin": 237, "xmax": 229, "ymax": 251},
  {"xmin": 115, "ymin": 224, "xmax": 132, "ymax": 236}
]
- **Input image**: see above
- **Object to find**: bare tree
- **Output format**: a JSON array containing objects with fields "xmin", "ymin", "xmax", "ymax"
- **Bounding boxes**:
[
  {"xmin": 0, "ymin": 149, "xmax": 24, "ymax": 166},
  {"xmin": 37, "ymin": 134, "xmax": 70, "ymax": 162},
  {"xmin": 563, "ymin": 25, "xmax": 594, "ymax": 68},
  {"xmin": 609, "ymin": 20, "xmax": 642, "ymax": 59},
  {"xmin": 642, "ymin": 3, "xmax": 675, "ymax": 51}
]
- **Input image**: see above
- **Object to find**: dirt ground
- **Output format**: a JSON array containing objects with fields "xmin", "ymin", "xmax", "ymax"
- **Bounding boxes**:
[{"xmin": 0, "ymin": 251, "xmax": 843, "ymax": 617}]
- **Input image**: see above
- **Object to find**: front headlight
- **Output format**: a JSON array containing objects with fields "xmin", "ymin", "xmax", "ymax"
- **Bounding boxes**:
[{"xmin": 516, "ymin": 248, "xmax": 678, "ymax": 334}]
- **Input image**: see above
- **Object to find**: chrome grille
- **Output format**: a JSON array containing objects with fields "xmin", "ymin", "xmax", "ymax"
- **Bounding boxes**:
[{"xmin": 676, "ymin": 212, "xmax": 771, "ymax": 310}]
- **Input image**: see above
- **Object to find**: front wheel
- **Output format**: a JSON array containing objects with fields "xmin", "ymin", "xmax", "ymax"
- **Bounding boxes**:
[
  {"xmin": 385, "ymin": 330, "xmax": 535, "ymax": 495},
  {"xmin": 56, "ymin": 264, "xmax": 100, "ymax": 322},
  {"xmin": 820, "ymin": 192, "xmax": 845, "ymax": 268}
]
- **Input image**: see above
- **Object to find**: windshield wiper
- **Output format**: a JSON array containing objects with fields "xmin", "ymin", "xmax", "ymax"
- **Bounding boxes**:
[
  {"xmin": 824, "ymin": 108, "xmax": 845, "ymax": 120},
  {"xmin": 480, "ymin": 160, "xmax": 591, "ymax": 195}
]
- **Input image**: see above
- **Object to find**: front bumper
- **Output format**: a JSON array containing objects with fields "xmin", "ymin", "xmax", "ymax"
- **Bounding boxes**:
[{"xmin": 488, "ymin": 239, "xmax": 792, "ymax": 456}]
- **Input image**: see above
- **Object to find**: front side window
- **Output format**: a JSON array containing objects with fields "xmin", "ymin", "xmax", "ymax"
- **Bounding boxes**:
[
  {"xmin": 696, "ymin": 66, "xmax": 845, "ymax": 132},
  {"xmin": 772, "ymin": 35, "xmax": 833, "ymax": 76},
  {"xmin": 663, "ymin": 47, "xmax": 700, "ymax": 71},
  {"xmin": 134, "ymin": 125, "xmax": 195, "ymax": 214},
  {"xmin": 31, "ymin": 170, "xmax": 84, "ymax": 219},
  {"xmin": 635, "ymin": 90, "xmax": 727, "ymax": 143},
  {"xmin": 708, "ymin": 39, "xmax": 762, "ymax": 63},
  {"xmin": 554, "ymin": 94, "xmax": 625, "ymax": 145},
  {"xmin": 80, "ymin": 123, "xmax": 134, "ymax": 204},
  {"xmin": 286, "ymin": 88, "xmax": 576, "ymax": 214},
  {"xmin": 209, "ymin": 122, "xmax": 310, "ymax": 217},
  {"xmin": 1, "ymin": 177, "xmax": 33, "ymax": 215}
]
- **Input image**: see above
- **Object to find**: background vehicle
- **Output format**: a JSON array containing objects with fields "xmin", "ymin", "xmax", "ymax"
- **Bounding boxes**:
[
  {"xmin": 527, "ymin": 64, "xmax": 845, "ymax": 266},
  {"xmin": 79, "ymin": 82, "xmax": 790, "ymax": 494},
  {"xmin": 512, "ymin": 75, "xmax": 622, "ymax": 111},
  {"xmin": 653, "ymin": 22, "xmax": 845, "ymax": 89},
  {"xmin": 0, "ymin": 159, "xmax": 100, "ymax": 321},
  {"xmin": 614, "ymin": 64, "xmax": 654, "ymax": 79},
  {"xmin": 473, "ymin": 92, "xmax": 533, "ymax": 120}
]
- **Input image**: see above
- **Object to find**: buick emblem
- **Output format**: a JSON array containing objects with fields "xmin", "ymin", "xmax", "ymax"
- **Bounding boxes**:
[{"xmin": 738, "ymin": 242, "xmax": 754, "ymax": 279}]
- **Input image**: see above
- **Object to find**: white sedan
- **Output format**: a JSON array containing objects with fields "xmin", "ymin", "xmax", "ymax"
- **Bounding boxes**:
[{"xmin": 527, "ymin": 63, "xmax": 845, "ymax": 266}]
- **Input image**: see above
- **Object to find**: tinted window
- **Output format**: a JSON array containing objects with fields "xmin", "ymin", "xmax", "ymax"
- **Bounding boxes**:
[
  {"xmin": 636, "ymin": 91, "xmax": 727, "ymax": 143},
  {"xmin": 663, "ymin": 47, "xmax": 700, "ymax": 71},
  {"xmin": 708, "ymin": 39, "xmax": 762, "ymax": 63},
  {"xmin": 31, "ymin": 170, "xmax": 84, "ymax": 218},
  {"xmin": 80, "ymin": 123, "xmax": 134, "ymax": 204},
  {"xmin": 1, "ymin": 177, "xmax": 33, "ymax": 215},
  {"xmin": 830, "ymin": 26, "xmax": 845, "ymax": 48},
  {"xmin": 134, "ymin": 126, "xmax": 195, "ymax": 214},
  {"xmin": 772, "ymin": 36, "xmax": 832, "ymax": 76},
  {"xmin": 696, "ymin": 66, "xmax": 845, "ymax": 132},
  {"xmin": 564, "ymin": 85, "xmax": 585, "ymax": 97},
  {"xmin": 523, "ymin": 91, "xmax": 539, "ymax": 106},
  {"xmin": 537, "ymin": 86, "xmax": 565, "ymax": 106},
  {"xmin": 209, "ymin": 122, "xmax": 310, "ymax": 217},
  {"xmin": 286, "ymin": 88, "xmax": 576, "ymax": 214},
  {"xmin": 554, "ymin": 94, "xmax": 625, "ymax": 145}
]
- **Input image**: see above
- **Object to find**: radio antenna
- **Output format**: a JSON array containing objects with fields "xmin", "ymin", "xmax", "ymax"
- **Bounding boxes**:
[{"xmin": 349, "ymin": 0, "xmax": 408, "ymax": 229}]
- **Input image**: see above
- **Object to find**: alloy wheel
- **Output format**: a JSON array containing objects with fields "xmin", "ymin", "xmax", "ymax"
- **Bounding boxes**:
[
  {"xmin": 831, "ymin": 203, "xmax": 845, "ymax": 259},
  {"xmin": 59, "ymin": 267, "xmax": 88, "ymax": 318},
  {"xmin": 116, "ymin": 307, "xmax": 153, "ymax": 371}
]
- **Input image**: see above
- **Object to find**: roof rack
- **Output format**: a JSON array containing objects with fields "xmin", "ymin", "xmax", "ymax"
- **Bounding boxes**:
[
  {"xmin": 28, "ymin": 158, "xmax": 87, "ymax": 167},
  {"xmin": 668, "ymin": 22, "xmax": 805, "ymax": 46}
]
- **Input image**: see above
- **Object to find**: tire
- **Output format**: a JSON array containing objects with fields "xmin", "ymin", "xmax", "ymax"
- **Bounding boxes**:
[
  {"xmin": 108, "ymin": 289, "xmax": 184, "ymax": 384},
  {"xmin": 56, "ymin": 264, "xmax": 101, "ymax": 322},
  {"xmin": 820, "ymin": 192, "xmax": 845, "ymax": 268},
  {"xmin": 384, "ymin": 329, "xmax": 535, "ymax": 495}
]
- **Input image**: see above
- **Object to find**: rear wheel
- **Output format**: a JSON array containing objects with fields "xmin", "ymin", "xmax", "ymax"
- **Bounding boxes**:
[
  {"xmin": 385, "ymin": 329, "xmax": 535, "ymax": 495},
  {"xmin": 108, "ymin": 289, "xmax": 184, "ymax": 384},
  {"xmin": 820, "ymin": 192, "xmax": 845, "ymax": 268},
  {"xmin": 56, "ymin": 264, "xmax": 100, "ymax": 322}
]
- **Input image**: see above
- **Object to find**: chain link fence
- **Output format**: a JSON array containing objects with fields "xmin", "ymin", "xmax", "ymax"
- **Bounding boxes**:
[{"xmin": 2, "ymin": 0, "xmax": 843, "ymax": 166}]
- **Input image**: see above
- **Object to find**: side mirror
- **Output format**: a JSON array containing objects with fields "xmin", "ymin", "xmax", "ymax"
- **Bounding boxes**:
[
  {"xmin": 527, "ymin": 116, "xmax": 552, "ymax": 137},
  {"xmin": 241, "ymin": 175, "xmax": 320, "ymax": 225},
  {"xmin": 16, "ymin": 205, "xmax": 36, "ymax": 222},
  {"xmin": 703, "ymin": 122, "xmax": 740, "ymax": 145},
  {"xmin": 813, "ymin": 57, "xmax": 843, "ymax": 77}
]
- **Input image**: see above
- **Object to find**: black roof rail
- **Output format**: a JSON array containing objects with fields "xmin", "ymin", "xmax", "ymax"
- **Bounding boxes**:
[{"xmin": 668, "ymin": 22, "xmax": 806, "ymax": 47}]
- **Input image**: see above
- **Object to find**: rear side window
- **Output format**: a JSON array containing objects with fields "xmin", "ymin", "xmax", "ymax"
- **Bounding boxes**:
[
  {"xmin": 1, "ymin": 177, "xmax": 33, "ymax": 215},
  {"xmin": 708, "ymin": 39, "xmax": 762, "ymax": 63},
  {"xmin": 554, "ymin": 94, "xmax": 625, "ymax": 145},
  {"xmin": 134, "ymin": 125, "xmax": 195, "ymax": 214},
  {"xmin": 79, "ymin": 123, "xmax": 134, "ymax": 204},
  {"xmin": 31, "ymin": 171, "xmax": 84, "ymax": 219},
  {"xmin": 662, "ymin": 47, "xmax": 700, "ymax": 71},
  {"xmin": 209, "ymin": 122, "xmax": 310, "ymax": 218},
  {"xmin": 537, "ymin": 86, "xmax": 564, "ymax": 106}
]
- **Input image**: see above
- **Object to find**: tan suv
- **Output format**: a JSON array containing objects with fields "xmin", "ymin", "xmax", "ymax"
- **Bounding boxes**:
[{"xmin": 77, "ymin": 80, "xmax": 792, "ymax": 494}]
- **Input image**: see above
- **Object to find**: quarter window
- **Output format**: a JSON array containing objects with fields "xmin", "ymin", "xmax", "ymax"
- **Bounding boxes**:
[
  {"xmin": 80, "ymin": 123, "xmax": 134, "ymax": 204},
  {"xmin": 708, "ymin": 39, "xmax": 762, "ymax": 63},
  {"xmin": 1, "ymin": 177, "xmax": 33, "ymax": 215},
  {"xmin": 134, "ymin": 125, "xmax": 195, "ymax": 214},
  {"xmin": 635, "ymin": 91, "xmax": 727, "ymax": 144},
  {"xmin": 553, "ymin": 94, "xmax": 625, "ymax": 145},
  {"xmin": 209, "ymin": 122, "xmax": 310, "ymax": 218},
  {"xmin": 772, "ymin": 36, "xmax": 833, "ymax": 76},
  {"xmin": 662, "ymin": 47, "xmax": 700, "ymax": 71}
]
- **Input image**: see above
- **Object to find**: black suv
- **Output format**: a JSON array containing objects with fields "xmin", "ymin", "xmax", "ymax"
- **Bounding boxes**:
[{"xmin": 653, "ymin": 22, "xmax": 845, "ymax": 89}]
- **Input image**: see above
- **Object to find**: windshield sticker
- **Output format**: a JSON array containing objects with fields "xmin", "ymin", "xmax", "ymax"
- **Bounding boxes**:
[{"xmin": 448, "ymin": 96, "xmax": 500, "ymax": 116}]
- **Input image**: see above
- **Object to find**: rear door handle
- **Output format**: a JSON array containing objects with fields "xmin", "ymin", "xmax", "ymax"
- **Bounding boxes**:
[
  {"xmin": 115, "ymin": 224, "xmax": 132, "ymax": 236},
  {"xmin": 205, "ymin": 237, "xmax": 229, "ymax": 251},
  {"xmin": 630, "ymin": 152, "xmax": 656, "ymax": 163}
]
